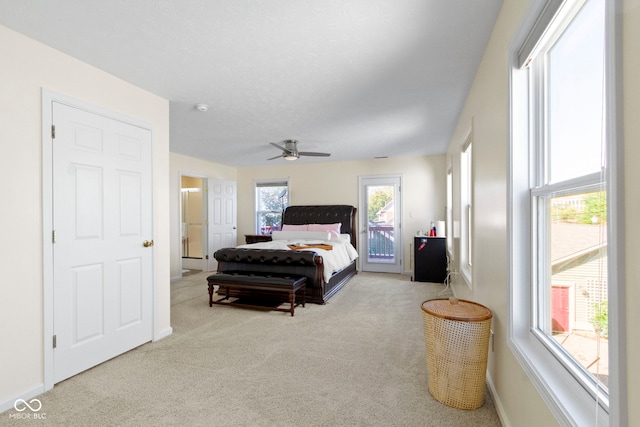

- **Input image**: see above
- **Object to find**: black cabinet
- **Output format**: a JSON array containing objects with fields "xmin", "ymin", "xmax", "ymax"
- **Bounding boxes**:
[
  {"xmin": 244, "ymin": 234, "xmax": 272, "ymax": 244},
  {"xmin": 413, "ymin": 237, "xmax": 447, "ymax": 283}
]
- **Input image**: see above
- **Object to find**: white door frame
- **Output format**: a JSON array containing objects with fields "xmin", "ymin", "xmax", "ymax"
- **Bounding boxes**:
[
  {"xmin": 358, "ymin": 174, "xmax": 403, "ymax": 273},
  {"xmin": 179, "ymin": 173, "xmax": 208, "ymax": 273},
  {"xmin": 41, "ymin": 89, "xmax": 156, "ymax": 391}
]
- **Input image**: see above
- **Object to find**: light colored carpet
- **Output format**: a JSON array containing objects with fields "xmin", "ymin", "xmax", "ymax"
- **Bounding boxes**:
[{"xmin": 2, "ymin": 272, "xmax": 501, "ymax": 426}]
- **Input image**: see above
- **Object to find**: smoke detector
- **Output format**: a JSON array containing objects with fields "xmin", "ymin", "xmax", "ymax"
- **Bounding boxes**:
[{"xmin": 194, "ymin": 103, "xmax": 209, "ymax": 112}]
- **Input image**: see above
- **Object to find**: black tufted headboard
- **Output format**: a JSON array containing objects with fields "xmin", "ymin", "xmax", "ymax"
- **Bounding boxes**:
[{"xmin": 281, "ymin": 205, "xmax": 357, "ymax": 248}]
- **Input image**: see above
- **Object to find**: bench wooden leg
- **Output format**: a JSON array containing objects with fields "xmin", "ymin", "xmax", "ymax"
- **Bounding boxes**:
[
  {"xmin": 289, "ymin": 291, "xmax": 295, "ymax": 316},
  {"xmin": 208, "ymin": 283, "xmax": 214, "ymax": 307},
  {"xmin": 290, "ymin": 284, "xmax": 306, "ymax": 316}
]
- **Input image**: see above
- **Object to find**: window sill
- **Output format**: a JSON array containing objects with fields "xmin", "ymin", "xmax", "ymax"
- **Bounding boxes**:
[
  {"xmin": 460, "ymin": 265, "xmax": 472, "ymax": 290},
  {"xmin": 508, "ymin": 330, "xmax": 608, "ymax": 426}
]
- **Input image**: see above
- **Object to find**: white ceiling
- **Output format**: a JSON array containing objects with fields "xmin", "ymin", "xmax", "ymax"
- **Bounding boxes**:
[{"xmin": 0, "ymin": 0, "xmax": 502, "ymax": 167}]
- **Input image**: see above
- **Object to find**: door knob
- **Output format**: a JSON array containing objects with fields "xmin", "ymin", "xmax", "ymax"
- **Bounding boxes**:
[{"xmin": 143, "ymin": 240, "xmax": 154, "ymax": 247}]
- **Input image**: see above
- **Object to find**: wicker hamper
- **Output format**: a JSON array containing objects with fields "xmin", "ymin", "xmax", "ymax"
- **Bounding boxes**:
[{"xmin": 421, "ymin": 298, "xmax": 492, "ymax": 410}]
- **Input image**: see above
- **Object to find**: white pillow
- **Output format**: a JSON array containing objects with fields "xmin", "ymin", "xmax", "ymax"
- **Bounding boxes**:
[
  {"xmin": 331, "ymin": 234, "xmax": 352, "ymax": 243},
  {"xmin": 271, "ymin": 230, "xmax": 331, "ymax": 241},
  {"xmin": 281, "ymin": 224, "xmax": 308, "ymax": 231},
  {"xmin": 308, "ymin": 223, "xmax": 342, "ymax": 238}
]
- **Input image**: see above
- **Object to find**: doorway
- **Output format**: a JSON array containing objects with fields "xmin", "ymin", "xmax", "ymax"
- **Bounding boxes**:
[
  {"xmin": 179, "ymin": 176, "xmax": 238, "ymax": 274},
  {"xmin": 358, "ymin": 175, "xmax": 403, "ymax": 273},
  {"xmin": 180, "ymin": 175, "xmax": 205, "ymax": 273}
]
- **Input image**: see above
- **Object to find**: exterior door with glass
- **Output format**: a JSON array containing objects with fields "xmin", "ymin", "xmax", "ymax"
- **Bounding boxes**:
[{"xmin": 358, "ymin": 175, "xmax": 402, "ymax": 273}]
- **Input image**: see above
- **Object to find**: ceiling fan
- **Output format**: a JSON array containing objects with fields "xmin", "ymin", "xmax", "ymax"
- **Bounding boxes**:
[{"xmin": 267, "ymin": 139, "xmax": 331, "ymax": 161}]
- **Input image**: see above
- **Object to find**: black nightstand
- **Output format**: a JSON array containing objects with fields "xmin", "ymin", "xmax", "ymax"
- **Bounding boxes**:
[{"xmin": 244, "ymin": 234, "xmax": 273, "ymax": 244}]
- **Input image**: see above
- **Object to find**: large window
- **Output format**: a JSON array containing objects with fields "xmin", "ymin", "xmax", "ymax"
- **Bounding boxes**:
[
  {"xmin": 509, "ymin": 0, "xmax": 623, "ymax": 425},
  {"xmin": 255, "ymin": 180, "xmax": 289, "ymax": 235}
]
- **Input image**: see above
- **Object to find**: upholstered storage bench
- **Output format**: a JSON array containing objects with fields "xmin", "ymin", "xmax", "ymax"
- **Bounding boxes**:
[
  {"xmin": 212, "ymin": 248, "xmax": 327, "ymax": 303},
  {"xmin": 207, "ymin": 271, "xmax": 307, "ymax": 316}
]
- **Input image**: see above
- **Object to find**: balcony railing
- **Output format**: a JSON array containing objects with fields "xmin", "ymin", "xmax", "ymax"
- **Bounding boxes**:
[{"xmin": 368, "ymin": 225, "xmax": 394, "ymax": 260}]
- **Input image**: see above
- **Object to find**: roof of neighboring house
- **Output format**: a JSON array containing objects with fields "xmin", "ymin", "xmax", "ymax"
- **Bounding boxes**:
[{"xmin": 551, "ymin": 223, "xmax": 607, "ymax": 262}]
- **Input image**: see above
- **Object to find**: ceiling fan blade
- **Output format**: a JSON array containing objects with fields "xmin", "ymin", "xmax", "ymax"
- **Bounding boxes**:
[
  {"xmin": 268, "ymin": 140, "xmax": 329, "ymax": 160},
  {"xmin": 298, "ymin": 151, "xmax": 331, "ymax": 157},
  {"xmin": 270, "ymin": 142, "xmax": 289, "ymax": 153}
]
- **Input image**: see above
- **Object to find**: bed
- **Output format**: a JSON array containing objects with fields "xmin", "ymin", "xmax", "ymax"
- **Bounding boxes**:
[{"xmin": 212, "ymin": 205, "xmax": 358, "ymax": 304}]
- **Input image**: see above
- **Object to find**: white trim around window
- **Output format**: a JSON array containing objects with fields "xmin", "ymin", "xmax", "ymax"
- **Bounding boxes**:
[
  {"xmin": 507, "ymin": 1, "xmax": 625, "ymax": 426},
  {"xmin": 446, "ymin": 159, "xmax": 453, "ymax": 257},
  {"xmin": 460, "ymin": 125, "xmax": 473, "ymax": 288},
  {"xmin": 254, "ymin": 178, "xmax": 290, "ymax": 234}
]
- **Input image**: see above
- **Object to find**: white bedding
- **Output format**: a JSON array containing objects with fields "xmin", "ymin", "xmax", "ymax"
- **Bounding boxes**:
[{"xmin": 238, "ymin": 236, "xmax": 358, "ymax": 282}]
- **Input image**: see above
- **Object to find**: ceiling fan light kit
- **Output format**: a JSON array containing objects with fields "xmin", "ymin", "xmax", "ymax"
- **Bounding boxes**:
[{"xmin": 268, "ymin": 139, "xmax": 330, "ymax": 161}]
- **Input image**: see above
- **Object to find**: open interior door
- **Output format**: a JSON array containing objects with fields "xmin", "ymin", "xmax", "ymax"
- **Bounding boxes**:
[{"xmin": 207, "ymin": 180, "xmax": 237, "ymax": 271}]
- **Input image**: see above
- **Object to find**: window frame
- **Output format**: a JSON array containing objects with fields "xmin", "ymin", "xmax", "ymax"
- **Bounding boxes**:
[
  {"xmin": 507, "ymin": 0, "xmax": 626, "ymax": 426},
  {"xmin": 460, "ymin": 127, "xmax": 473, "ymax": 287},
  {"xmin": 254, "ymin": 179, "xmax": 289, "ymax": 235},
  {"xmin": 446, "ymin": 159, "xmax": 453, "ymax": 257}
]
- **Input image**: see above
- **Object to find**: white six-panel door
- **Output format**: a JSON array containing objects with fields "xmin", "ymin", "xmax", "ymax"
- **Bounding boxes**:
[
  {"xmin": 52, "ymin": 101, "xmax": 153, "ymax": 383},
  {"xmin": 207, "ymin": 180, "xmax": 237, "ymax": 272}
]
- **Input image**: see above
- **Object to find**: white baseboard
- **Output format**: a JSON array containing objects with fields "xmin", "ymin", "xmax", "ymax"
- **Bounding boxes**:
[
  {"xmin": 0, "ymin": 384, "xmax": 45, "ymax": 415},
  {"xmin": 486, "ymin": 372, "xmax": 511, "ymax": 427},
  {"xmin": 170, "ymin": 275, "xmax": 182, "ymax": 282}
]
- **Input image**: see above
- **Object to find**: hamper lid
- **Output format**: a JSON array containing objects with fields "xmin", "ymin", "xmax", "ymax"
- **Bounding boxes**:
[{"xmin": 421, "ymin": 298, "xmax": 492, "ymax": 322}]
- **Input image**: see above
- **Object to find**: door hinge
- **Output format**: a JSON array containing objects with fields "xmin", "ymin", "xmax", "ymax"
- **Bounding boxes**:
[
  {"xmin": 51, "ymin": 125, "xmax": 56, "ymax": 139},
  {"xmin": 53, "ymin": 335, "xmax": 57, "ymax": 349},
  {"xmin": 205, "ymin": 255, "xmax": 209, "ymax": 260},
  {"xmin": 52, "ymin": 230, "xmax": 57, "ymax": 243}
]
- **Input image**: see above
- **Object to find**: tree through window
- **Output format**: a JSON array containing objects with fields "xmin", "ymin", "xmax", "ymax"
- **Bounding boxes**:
[{"xmin": 255, "ymin": 181, "xmax": 288, "ymax": 235}]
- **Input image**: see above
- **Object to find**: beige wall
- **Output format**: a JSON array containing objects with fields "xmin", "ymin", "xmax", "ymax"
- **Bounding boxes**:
[
  {"xmin": 169, "ymin": 154, "xmax": 445, "ymax": 278},
  {"xmin": 236, "ymin": 155, "xmax": 446, "ymax": 274},
  {"xmin": 169, "ymin": 152, "xmax": 237, "ymax": 279},
  {"xmin": 447, "ymin": 0, "xmax": 640, "ymax": 425},
  {"xmin": 0, "ymin": 25, "xmax": 171, "ymax": 407},
  {"xmin": 446, "ymin": 3, "xmax": 538, "ymax": 424}
]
